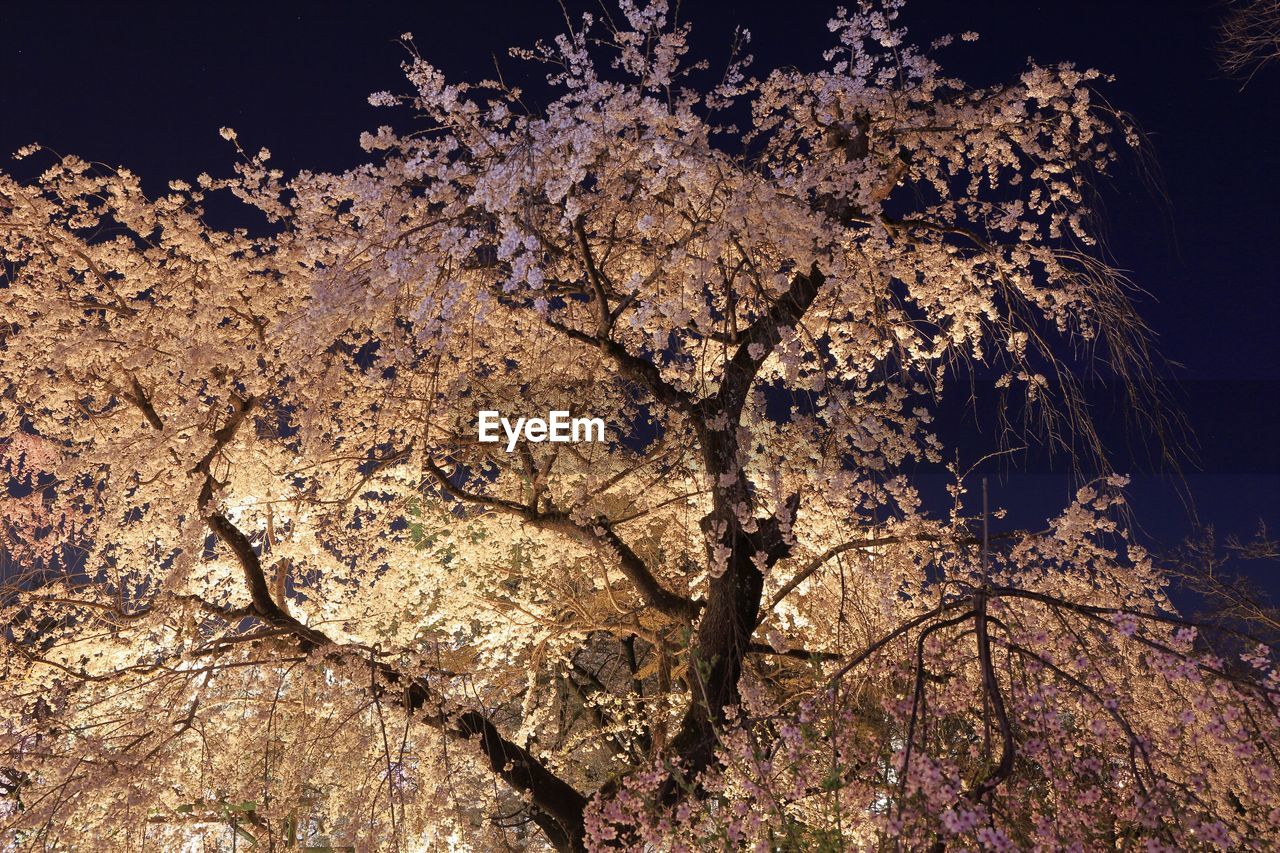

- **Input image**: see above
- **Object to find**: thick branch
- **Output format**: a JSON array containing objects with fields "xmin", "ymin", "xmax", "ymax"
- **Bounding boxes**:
[
  {"xmin": 116, "ymin": 376, "xmax": 164, "ymax": 430},
  {"xmin": 971, "ymin": 591, "xmax": 1015, "ymax": 799},
  {"xmin": 205, "ymin": 503, "xmax": 590, "ymax": 851},
  {"xmin": 425, "ymin": 459, "xmax": 701, "ymax": 620},
  {"xmin": 745, "ymin": 642, "xmax": 840, "ymax": 662},
  {"xmin": 127, "ymin": 389, "xmax": 592, "ymax": 850},
  {"xmin": 454, "ymin": 712, "xmax": 589, "ymax": 851},
  {"xmin": 193, "ymin": 393, "xmax": 257, "ymax": 505},
  {"xmin": 715, "ymin": 265, "xmax": 824, "ymax": 422},
  {"xmin": 543, "ymin": 317, "xmax": 694, "ymax": 416}
]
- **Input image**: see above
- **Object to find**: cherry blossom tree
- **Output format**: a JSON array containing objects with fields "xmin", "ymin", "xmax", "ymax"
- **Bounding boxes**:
[{"xmin": 1, "ymin": 2, "xmax": 1277, "ymax": 849}]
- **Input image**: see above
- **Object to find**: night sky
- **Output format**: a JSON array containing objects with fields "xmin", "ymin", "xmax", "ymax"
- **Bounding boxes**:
[{"xmin": 2, "ymin": 2, "xmax": 1276, "ymax": 591}]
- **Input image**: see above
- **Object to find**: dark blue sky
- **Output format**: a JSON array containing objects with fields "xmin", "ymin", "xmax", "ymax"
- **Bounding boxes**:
[{"xmin": 2, "ymin": 1, "xmax": 1276, "ymax": 584}]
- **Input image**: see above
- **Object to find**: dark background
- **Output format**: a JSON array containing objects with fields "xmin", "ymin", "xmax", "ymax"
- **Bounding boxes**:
[{"xmin": 2, "ymin": 1, "xmax": 1276, "ymax": 591}]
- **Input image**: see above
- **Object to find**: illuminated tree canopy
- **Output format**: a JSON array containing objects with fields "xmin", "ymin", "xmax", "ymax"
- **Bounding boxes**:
[{"xmin": 1, "ymin": 2, "xmax": 1276, "ymax": 849}]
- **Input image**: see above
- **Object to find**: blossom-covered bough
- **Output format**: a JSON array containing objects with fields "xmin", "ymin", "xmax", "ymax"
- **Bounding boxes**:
[{"xmin": 1, "ymin": 2, "xmax": 1277, "ymax": 849}]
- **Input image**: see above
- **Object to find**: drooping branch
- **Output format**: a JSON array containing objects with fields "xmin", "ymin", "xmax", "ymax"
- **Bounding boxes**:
[
  {"xmin": 990, "ymin": 586, "xmax": 1279, "ymax": 706},
  {"xmin": 827, "ymin": 601, "xmax": 972, "ymax": 685},
  {"xmin": 1220, "ymin": 0, "xmax": 1280, "ymax": 82}
]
